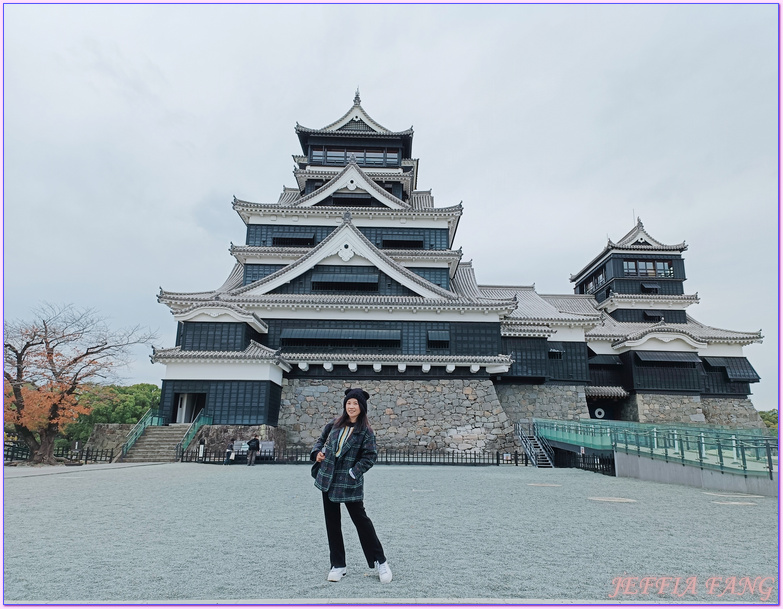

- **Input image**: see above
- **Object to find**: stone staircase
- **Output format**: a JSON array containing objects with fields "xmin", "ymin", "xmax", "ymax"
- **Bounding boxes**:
[{"xmin": 122, "ymin": 424, "xmax": 190, "ymax": 463}]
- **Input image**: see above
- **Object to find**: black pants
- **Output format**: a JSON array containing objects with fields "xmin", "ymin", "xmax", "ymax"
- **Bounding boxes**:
[{"xmin": 322, "ymin": 492, "xmax": 386, "ymax": 569}]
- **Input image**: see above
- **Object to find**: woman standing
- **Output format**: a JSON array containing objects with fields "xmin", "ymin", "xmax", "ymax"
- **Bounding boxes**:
[{"xmin": 311, "ymin": 388, "xmax": 392, "ymax": 584}]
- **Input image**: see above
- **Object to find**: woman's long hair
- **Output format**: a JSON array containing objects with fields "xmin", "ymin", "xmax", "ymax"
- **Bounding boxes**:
[{"xmin": 333, "ymin": 408, "xmax": 372, "ymax": 432}]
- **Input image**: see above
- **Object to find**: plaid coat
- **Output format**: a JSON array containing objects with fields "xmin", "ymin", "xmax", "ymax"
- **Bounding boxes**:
[{"xmin": 310, "ymin": 420, "xmax": 377, "ymax": 502}]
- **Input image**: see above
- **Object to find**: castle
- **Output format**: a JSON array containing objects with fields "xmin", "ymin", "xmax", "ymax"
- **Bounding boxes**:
[{"xmin": 152, "ymin": 93, "xmax": 763, "ymax": 451}]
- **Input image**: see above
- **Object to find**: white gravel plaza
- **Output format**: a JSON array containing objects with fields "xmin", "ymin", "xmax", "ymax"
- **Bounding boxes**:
[{"xmin": 3, "ymin": 461, "xmax": 778, "ymax": 604}]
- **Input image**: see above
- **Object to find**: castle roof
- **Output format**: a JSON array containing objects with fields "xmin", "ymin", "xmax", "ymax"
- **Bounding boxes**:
[
  {"xmin": 159, "ymin": 218, "xmax": 516, "ymax": 315},
  {"xmin": 479, "ymin": 286, "xmax": 600, "ymax": 327},
  {"xmin": 232, "ymin": 159, "xmax": 460, "ymax": 238},
  {"xmin": 295, "ymin": 91, "xmax": 414, "ymax": 156},
  {"xmin": 151, "ymin": 340, "xmax": 291, "ymax": 371},
  {"xmin": 570, "ymin": 218, "xmax": 688, "ymax": 283},
  {"xmin": 586, "ymin": 313, "xmax": 763, "ymax": 348},
  {"xmin": 230, "ymin": 243, "xmax": 463, "ymax": 276},
  {"xmin": 293, "ymin": 166, "xmax": 415, "ymax": 197}
]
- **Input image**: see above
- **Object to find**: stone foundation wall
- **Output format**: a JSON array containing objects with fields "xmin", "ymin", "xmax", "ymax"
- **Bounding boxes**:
[
  {"xmin": 630, "ymin": 393, "xmax": 706, "ymax": 424},
  {"xmin": 278, "ymin": 378, "xmax": 517, "ymax": 452},
  {"xmin": 700, "ymin": 397, "xmax": 766, "ymax": 429},
  {"xmin": 494, "ymin": 384, "xmax": 589, "ymax": 422},
  {"xmin": 192, "ymin": 425, "xmax": 286, "ymax": 454},
  {"xmin": 85, "ymin": 424, "xmax": 135, "ymax": 455}
]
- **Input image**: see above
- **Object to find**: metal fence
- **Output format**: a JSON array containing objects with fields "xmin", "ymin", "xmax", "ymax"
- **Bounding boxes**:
[
  {"xmin": 4, "ymin": 442, "xmax": 30, "ymax": 463},
  {"xmin": 53, "ymin": 447, "xmax": 115, "ymax": 463},
  {"xmin": 4, "ymin": 443, "xmax": 114, "ymax": 464},
  {"xmin": 613, "ymin": 428, "xmax": 777, "ymax": 479},
  {"xmin": 181, "ymin": 446, "xmax": 527, "ymax": 467},
  {"xmin": 534, "ymin": 418, "xmax": 778, "ymax": 480},
  {"xmin": 553, "ymin": 449, "xmax": 616, "ymax": 476}
]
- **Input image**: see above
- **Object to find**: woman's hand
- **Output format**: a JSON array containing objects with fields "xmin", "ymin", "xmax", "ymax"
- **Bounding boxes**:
[{"xmin": 315, "ymin": 451, "xmax": 326, "ymax": 463}]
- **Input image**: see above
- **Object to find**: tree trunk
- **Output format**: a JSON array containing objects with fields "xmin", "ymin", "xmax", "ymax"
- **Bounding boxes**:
[
  {"xmin": 14, "ymin": 426, "xmax": 40, "ymax": 462},
  {"xmin": 32, "ymin": 425, "xmax": 58, "ymax": 465}
]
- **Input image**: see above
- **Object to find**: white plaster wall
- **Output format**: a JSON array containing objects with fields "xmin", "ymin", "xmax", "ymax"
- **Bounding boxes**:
[
  {"xmin": 547, "ymin": 327, "xmax": 586, "ymax": 342},
  {"xmin": 163, "ymin": 361, "xmax": 284, "ymax": 384}
]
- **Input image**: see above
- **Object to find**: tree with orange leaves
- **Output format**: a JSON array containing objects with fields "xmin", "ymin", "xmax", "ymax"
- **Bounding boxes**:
[{"xmin": 4, "ymin": 304, "xmax": 156, "ymax": 464}]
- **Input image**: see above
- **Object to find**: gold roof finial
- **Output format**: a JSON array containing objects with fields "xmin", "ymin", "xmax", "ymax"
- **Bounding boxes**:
[{"xmin": 354, "ymin": 88, "xmax": 361, "ymax": 105}]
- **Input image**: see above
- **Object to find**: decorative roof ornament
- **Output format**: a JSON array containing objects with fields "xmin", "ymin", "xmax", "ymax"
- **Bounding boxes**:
[
  {"xmin": 354, "ymin": 88, "xmax": 361, "ymax": 105},
  {"xmin": 343, "ymin": 210, "xmax": 352, "ymax": 223}
]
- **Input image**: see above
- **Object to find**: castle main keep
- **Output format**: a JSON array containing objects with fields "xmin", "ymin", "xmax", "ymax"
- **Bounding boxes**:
[{"xmin": 152, "ymin": 93, "xmax": 764, "ymax": 451}]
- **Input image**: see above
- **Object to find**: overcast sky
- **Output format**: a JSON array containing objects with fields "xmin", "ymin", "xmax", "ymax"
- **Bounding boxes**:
[{"xmin": 3, "ymin": 4, "xmax": 778, "ymax": 411}]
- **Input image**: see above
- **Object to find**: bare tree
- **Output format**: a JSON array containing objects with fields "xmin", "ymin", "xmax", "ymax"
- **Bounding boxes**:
[{"xmin": 4, "ymin": 304, "xmax": 156, "ymax": 464}]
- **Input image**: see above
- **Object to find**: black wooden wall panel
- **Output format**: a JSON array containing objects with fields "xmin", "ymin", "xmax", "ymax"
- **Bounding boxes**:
[
  {"xmin": 702, "ymin": 369, "xmax": 751, "ymax": 396},
  {"xmin": 408, "ymin": 268, "xmax": 450, "ymax": 290},
  {"xmin": 611, "ymin": 279, "xmax": 685, "ymax": 296},
  {"xmin": 244, "ymin": 264, "xmax": 286, "ymax": 285},
  {"xmin": 179, "ymin": 322, "xmax": 258, "ymax": 352},
  {"xmin": 269, "ymin": 265, "xmax": 417, "ymax": 297},
  {"xmin": 588, "ymin": 365, "xmax": 625, "ymax": 387},
  {"xmin": 266, "ymin": 319, "xmax": 501, "ymax": 356},
  {"xmin": 546, "ymin": 341, "xmax": 590, "ymax": 383},
  {"xmin": 160, "ymin": 379, "xmax": 280, "ymax": 425},
  {"xmin": 501, "ymin": 337, "xmax": 548, "ymax": 378},
  {"xmin": 624, "ymin": 350, "xmax": 702, "ymax": 392},
  {"xmin": 245, "ymin": 225, "xmax": 450, "ymax": 250}
]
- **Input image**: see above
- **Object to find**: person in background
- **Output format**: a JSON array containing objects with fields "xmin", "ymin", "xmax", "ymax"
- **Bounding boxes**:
[
  {"xmin": 247, "ymin": 434, "xmax": 260, "ymax": 466},
  {"xmin": 224, "ymin": 438, "xmax": 236, "ymax": 465}
]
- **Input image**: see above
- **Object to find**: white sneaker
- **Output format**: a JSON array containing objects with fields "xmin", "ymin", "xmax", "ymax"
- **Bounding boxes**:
[
  {"xmin": 375, "ymin": 560, "xmax": 392, "ymax": 584},
  {"xmin": 327, "ymin": 566, "xmax": 347, "ymax": 582}
]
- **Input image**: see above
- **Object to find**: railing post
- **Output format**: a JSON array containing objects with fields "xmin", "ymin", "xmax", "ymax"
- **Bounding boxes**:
[
  {"xmin": 680, "ymin": 433, "xmax": 686, "ymax": 465},
  {"xmin": 765, "ymin": 441, "xmax": 774, "ymax": 480},
  {"xmin": 496, "ymin": 451, "xmax": 500, "ymax": 466},
  {"xmin": 663, "ymin": 435, "xmax": 669, "ymax": 462},
  {"xmin": 514, "ymin": 451, "xmax": 518, "ymax": 466},
  {"xmin": 740, "ymin": 444, "xmax": 747, "ymax": 477},
  {"xmin": 698, "ymin": 433, "xmax": 704, "ymax": 469},
  {"xmin": 716, "ymin": 439, "xmax": 723, "ymax": 472}
]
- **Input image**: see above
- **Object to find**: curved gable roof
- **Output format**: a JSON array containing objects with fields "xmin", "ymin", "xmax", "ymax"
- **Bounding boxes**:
[
  {"xmin": 289, "ymin": 160, "xmax": 409, "ymax": 210},
  {"xmin": 296, "ymin": 90, "xmax": 413, "ymax": 136},
  {"xmin": 231, "ymin": 214, "xmax": 458, "ymax": 300},
  {"xmin": 570, "ymin": 218, "xmax": 688, "ymax": 283}
]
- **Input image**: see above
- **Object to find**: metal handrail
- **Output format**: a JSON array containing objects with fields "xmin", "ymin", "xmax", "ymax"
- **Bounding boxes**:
[
  {"xmin": 176, "ymin": 410, "xmax": 213, "ymax": 460},
  {"xmin": 535, "ymin": 418, "xmax": 778, "ymax": 480},
  {"xmin": 120, "ymin": 408, "xmax": 164, "ymax": 459},
  {"xmin": 535, "ymin": 417, "xmax": 775, "ymax": 439},
  {"xmin": 536, "ymin": 431, "xmax": 555, "ymax": 465},
  {"xmin": 518, "ymin": 434, "xmax": 540, "ymax": 467},
  {"xmin": 515, "ymin": 421, "xmax": 545, "ymax": 467}
]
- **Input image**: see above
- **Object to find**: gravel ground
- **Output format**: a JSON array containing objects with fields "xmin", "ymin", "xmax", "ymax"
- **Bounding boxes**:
[{"xmin": 3, "ymin": 462, "xmax": 778, "ymax": 604}]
